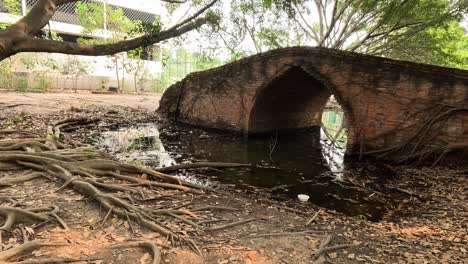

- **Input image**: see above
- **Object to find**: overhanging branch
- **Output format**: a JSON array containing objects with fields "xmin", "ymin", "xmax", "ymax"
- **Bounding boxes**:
[
  {"xmin": 13, "ymin": 18, "xmax": 206, "ymax": 56},
  {"xmin": 1, "ymin": 0, "xmax": 219, "ymax": 60}
]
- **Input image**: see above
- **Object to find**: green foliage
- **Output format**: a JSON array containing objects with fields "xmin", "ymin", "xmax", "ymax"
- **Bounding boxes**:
[
  {"xmin": 4, "ymin": 116, "xmax": 24, "ymax": 127},
  {"xmin": 126, "ymin": 160, "xmax": 145, "ymax": 167},
  {"xmin": 3, "ymin": 0, "xmax": 21, "ymax": 15},
  {"xmin": 201, "ymin": 0, "xmax": 295, "ymax": 60},
  {"xmin": 61, "ymin": 57, "xmax": 91, "ymax": 77},
  {"xmin": 75, "ymin": 1, "xmax": 135, "ymax": 42},
  {"xmin": 41, "ymin": 30, "xmax": 64, "ymax": 41},
  {"xmin": 20, "ymin": 53, "xmax": 59, "ymax": 71},
  {"xmin": 0, "ymin": 53, "xmax": 59, "ymax": 92},
  {"xmin": 60, "ymin": 56, "xmax": 91, "ymax": 91},
  {"xmin": 384, "ymin": 21, "xmax": 468, "ymax": 69},
  {"xmin": 212, "ymin": 0, "xmax": 468, "ymax": 68},
  {"xmin": 75, "ymin": 1, "xmax": 106, "ymax": 34},
  {"xmin": 76, "ymin": 1, "xmax": 163, "ymax": 92},
  {"xmin": 257, "ymin": 27, "xmax": 288, "ymax": 49},
  {"xmin": 14, "ymin": 77, "xmax": 29, "ymax": 92},
  {"xmin": 129, "ymin": 18, "xmax": 162, "ymax": 36},
  {"xmin": 152, "ymin": 48, "xmax": 222, "ymax": 92},
  {"xmin": 0, "ymin": 58, "xmax": 15, "ymax": 90},
  {"xmin": 205, "ymin": 10, "xmax": 222, "ymax": 27},
  {"xmin": 32, "ymin": 73, "xmax": 54, "ymax": 92},
  {"xmin": 194, "ymin": 51, "xmax": 222, "ymax": 70},
  {"xmin": 353, "ymin": 214, "xmax": 368, "ymax": 221}
]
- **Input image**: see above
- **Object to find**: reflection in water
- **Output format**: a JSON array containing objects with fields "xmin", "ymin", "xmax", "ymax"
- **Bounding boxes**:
[
  {"xmin": 99, "ymin": 122, "xmax": 388, "ymax": 221},
  {"xmin": 99, "ymin": 124, "xmax": 175, "ymax": 167},
  {"xmin": 321, "ymin": 108, "xmax": 347, "ymax": 178}
]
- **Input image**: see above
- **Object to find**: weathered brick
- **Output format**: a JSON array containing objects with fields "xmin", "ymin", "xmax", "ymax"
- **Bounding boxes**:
[{"xmin": 158, "ymin": 47, "xmax": 468, "ymax": 152}]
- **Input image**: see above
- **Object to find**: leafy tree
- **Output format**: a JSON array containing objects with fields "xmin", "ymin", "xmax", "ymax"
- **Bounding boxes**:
[
  {"xmin": 0, "ymin": 53, "xmax": 58, "ymax": 91},
  {"xmin": 382, "ymin": 21, "xmax": 468, "ymax": 69},
  {"xmin": 208, "ymin": 0, "xmax": 467, "ymax": 68},
  {"xmin": 60, "ymin": 56, "xmax": 91, "ymax": 93},
  {"xmin": 124, "ymin": 48, "xmax": 150, "ymax": 93},
  {"xmin": 75, "ymin": 1, "xmax": 136, "ymax": 41},
  {"xmin": 75, "ymin": 2, "xmax": 167, "ymax": 92},
  {"xmin": 76, "ymin": 1, "xmax": 135, "ymax": 91},
  {"xmin": 200, "ymin": 0, "xmax": 294, "ymax": 59},
  {"xmin": 0, "ymin": 57, "xmax": 17, "ymax": 90}
]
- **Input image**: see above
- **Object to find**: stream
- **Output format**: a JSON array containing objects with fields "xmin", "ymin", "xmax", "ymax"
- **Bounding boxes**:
[{"xmin": 99, "ymin": 123, "xmax": 391, "ymax": 221}]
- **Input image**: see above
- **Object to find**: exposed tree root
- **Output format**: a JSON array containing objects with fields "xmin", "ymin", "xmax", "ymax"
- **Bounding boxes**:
[
  {"xmin": 360, "ymin": 104, "xmax": 468, "ymax": 166},
  {"xmin": 242, "ymin": 230, "xmax": 324, "ymax": 239},
  {"xmin": 306, "ymin": 209, "xmax": 322, "ymax": 226},
  {"xmin": 0, "ymin": 172, "xmax": 44, "ymax": 187},
  {"xmin": 312, "ymin": 234, "xmax": 354, "ymax": 264},
  {"xmin": 0, "ymin": 206, "xmax": 67, "ymax": 232},
  {"xmin": 0, "ymin": 240, "xmax": 69, "ymax": 264},
  {"xmin": 208, "ymin": 218, "xmax": 256, "ymax": 231},
  {"xmin": 0, "ymin": 207, "xmax": 51, "ymax": 231},
  {"xmin": 47, "ymin": 118, "xmax": 100, "ymax": 140},
  {"xmin": 0, "ymin": 130, "xmax": 40, "ymax": 138},
  {"xmin": 110, "ymin": 241, "xmax": 161, "ymax": 264},
  {"xmin": 157, "ymin": 162, "xmax": 251, "ymax": 172},
  {"xmin": 10, "ymin": 257, "xmax": 100, "ymax": 264},
  {"xmin": 0, "ymin": 137, "xmax": 212, "ymax": 245}
]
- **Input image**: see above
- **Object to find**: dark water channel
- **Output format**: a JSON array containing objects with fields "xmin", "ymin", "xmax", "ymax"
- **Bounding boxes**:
[{"xmin": 99, "ymin": 123, "xmax": 390, "ymax": 221}]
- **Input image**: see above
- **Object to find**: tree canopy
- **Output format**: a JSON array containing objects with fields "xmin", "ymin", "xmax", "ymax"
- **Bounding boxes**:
[
  {"xmin": 0, "ymin": 0, "xmax": 466, "ymax": 69},
  {"xmin": 203, "ymin": 0, "xmax": 467, "ymax": 68}
]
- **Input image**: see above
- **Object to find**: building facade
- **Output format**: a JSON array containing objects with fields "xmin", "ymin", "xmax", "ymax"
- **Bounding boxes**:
[{"xmin": 0, "ymin": 0, "xmax": 163, "ymax": 92}]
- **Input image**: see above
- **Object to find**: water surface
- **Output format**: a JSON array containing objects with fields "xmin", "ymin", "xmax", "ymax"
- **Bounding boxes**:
[{"xmin": 99, "ymin": 123, "xmax": 389, "ymax": 221}]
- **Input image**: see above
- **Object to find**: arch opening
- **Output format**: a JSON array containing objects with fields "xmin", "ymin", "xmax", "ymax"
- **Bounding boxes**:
[
  {"xmin": 248, "ymin": 66, "xmax": 332, "ymax": 134},
  {"xmin": 247, "ymin": 66, "xmax": 348, "ymax": 173},
  {"xmin": 321, "ymin": 95, "xmax": 347, "ymax": 174}
]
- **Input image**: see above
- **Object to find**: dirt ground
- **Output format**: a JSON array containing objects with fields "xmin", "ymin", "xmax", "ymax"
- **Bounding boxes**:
[
  {"xmin": 0, "ymin": 91, "xmax": 161, "ymax": 114},
  {"xmin": 0, "ymin": 92, "xmax": 466, "ymax": 264}
]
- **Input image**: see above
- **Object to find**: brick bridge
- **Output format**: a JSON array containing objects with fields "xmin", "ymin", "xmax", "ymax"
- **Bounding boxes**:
[{"xmin": 158, "ymin": 47, "xmax": 468, "ymax": 153}]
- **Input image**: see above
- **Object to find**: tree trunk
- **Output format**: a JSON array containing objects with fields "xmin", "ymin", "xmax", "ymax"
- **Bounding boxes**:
[
  {"xmin": 134, "ymin": 75, "xmax": 138, "ymax": 94},
  {"xmin": 114, "ymin": 57, "xmax": 120, "ymax": 92},
  {"xmin": 7, "ymin": 58, "xmax": 13, "ymax": 90},
  {"xmin": 121, "ymin": 55, "xmax": 125, "ymax": 93}
]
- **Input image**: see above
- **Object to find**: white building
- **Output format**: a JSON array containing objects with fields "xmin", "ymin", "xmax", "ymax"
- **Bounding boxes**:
[{"xmin": 0, "ymin": 0, "xmax": 165, "ymax": 92}]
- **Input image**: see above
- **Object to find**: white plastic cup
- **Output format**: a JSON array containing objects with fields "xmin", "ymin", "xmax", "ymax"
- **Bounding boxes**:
[{"xmin": 297, "ymin": 194, "xmax": 310, "ymax": 202}]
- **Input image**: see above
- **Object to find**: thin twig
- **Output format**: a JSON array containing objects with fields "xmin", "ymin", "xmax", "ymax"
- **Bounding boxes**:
[{"xmin": 209, "ymin": 218, "xmax": 256, "ymax": 231}]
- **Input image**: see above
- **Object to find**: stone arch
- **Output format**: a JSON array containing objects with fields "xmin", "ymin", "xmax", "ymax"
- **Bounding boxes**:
[{"xmin": 246, "ymin": 63, "xmax": 356, "ymax": 147}]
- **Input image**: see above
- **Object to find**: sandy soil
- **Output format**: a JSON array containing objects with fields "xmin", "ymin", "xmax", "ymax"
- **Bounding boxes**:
[
  {"xmin": 0, "ymin": 92, "xmax": 161, "ymax": 114},
  {"xmin": 0, "ymin": 92, "xmax": 466, "ymax": 264}
]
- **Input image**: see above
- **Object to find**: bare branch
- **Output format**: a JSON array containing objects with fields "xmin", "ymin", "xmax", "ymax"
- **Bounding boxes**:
[
  {"xmin": 165, "ymin": 0, "xmax": 218, "ymax": 33},
  {"xmin": 319, "ymin": 0, "xmax": 352, "ymax": 47},
  {"xmin": 162, "ymin": 0, "xmax": 187, "ymax": 3}
]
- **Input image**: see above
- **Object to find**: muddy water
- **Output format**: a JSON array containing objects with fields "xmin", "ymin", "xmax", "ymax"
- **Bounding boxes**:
[{"xmin": 99, "ymin": 123, "xmax": 389, "ymax": 221}]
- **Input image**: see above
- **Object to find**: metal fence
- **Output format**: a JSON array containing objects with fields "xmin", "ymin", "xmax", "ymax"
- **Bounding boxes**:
[{"xmin": 0, "ymin": 0, "xmax": 157, "ymax": 25}]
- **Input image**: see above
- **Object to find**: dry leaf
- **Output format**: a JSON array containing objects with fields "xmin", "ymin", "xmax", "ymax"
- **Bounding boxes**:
[
  {"xmin": 247, "ymin": 251, "xmax": 258, "ymax": 261},
  {"xmin": 140, "ymin": 252, "xmax": 150, "ymax": 264},
  {"xmin": 25, "ymin": 226, "xmax": 35, "ymax": 235}
]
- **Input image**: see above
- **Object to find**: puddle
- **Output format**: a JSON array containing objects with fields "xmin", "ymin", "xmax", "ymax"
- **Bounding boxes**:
[
  {"xmin": 99, "ymin": 124, "xmax": 174, "ymax": 167},
  {"xmin": 99, "ymin": 123, "xmax": 390, "ymax": 221}
]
